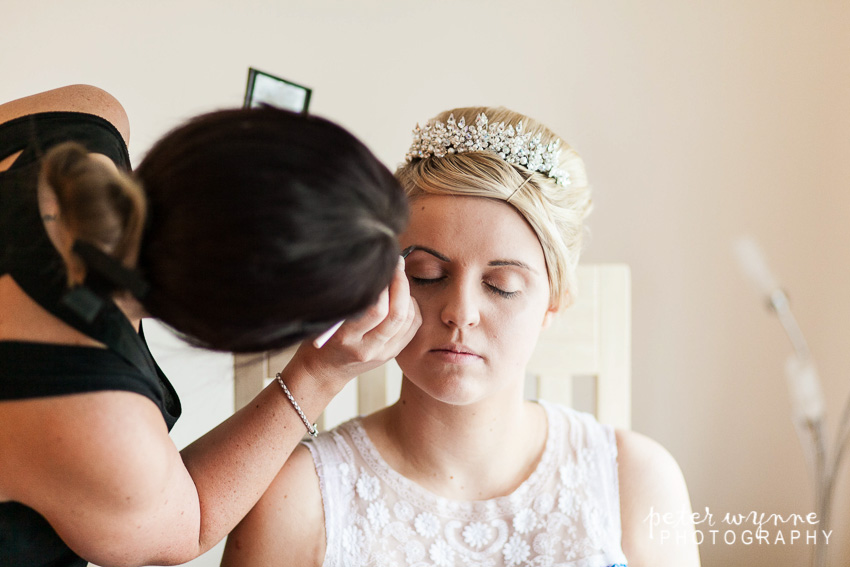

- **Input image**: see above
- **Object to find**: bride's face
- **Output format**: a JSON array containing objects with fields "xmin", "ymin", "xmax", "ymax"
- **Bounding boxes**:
[{"xmin": 396, "ymin": 195, "xmax": 554, "ymax": 406}]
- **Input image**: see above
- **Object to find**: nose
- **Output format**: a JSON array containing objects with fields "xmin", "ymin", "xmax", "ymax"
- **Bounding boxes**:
[{"xmin": 440, "ymin": 278, "xmax": 480, "ymax": 329}]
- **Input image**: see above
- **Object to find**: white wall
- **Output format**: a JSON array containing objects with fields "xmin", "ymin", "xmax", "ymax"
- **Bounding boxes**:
[{"xmin": 4, "ymin": 2, "xmax": 849, "ymax": 566}]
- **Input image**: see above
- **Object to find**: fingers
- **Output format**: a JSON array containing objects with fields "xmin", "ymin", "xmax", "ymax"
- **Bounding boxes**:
[
  {"xmin": 364, "ymin": 257, "xmax": 414, "ymax": 343},
  {"xmin": 330, "ymin": 257, "xmax": 409, "ymax": 340},
  {"xmin": 340, "ymin": 286, "xmax": 390, "ymax": 339},
  {"xmin": 310, "ymin": 255, "xmax": 415, "ymax": 342},
  {"xmin": 290, "ymin": 257, "xmax": 421, "ymax": 389},
  {"xmin": 371, "ymin": 267, "xmax": 422, "ymax": 358},
  {"xmin": 320, "ymin": 256, "xmax": 420, "ymax": 356},
  {"xmin": 394, "ymin": 295, "xmax": 421, "ymax": 352}
]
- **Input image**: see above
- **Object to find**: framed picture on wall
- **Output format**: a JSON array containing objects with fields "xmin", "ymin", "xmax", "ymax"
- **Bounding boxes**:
[{"xmin": 243, "ymin": 68, "xmax": 312, "ymax": 113}]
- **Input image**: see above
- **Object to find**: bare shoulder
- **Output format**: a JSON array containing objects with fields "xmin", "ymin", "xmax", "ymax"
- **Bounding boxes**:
[
  {"xmin": 615, "ymin": 429, "xmax": 701, "ymax": 566},
  {"xmin": 223, "ymin": 443, "xmax": 325, "ymax": 567},
  {"xmin": 0, "ymin": 85, "xmax": 129, "ymax": 145},
  {"xmin": 0, "ymin": 391, "xmax": 170, "ymax": 502},
  {"xmin": 0, "ymin": 390, "xmax": 196, "ymax": 563},
  {"xmin": 616, "ymin": 429, "xmax": 684, "ymax": 484}
]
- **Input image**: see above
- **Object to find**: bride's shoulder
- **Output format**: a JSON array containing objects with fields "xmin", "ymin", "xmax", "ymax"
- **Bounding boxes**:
[
  {"xmin": 615, "ymin": 429, "xmax": 701, "ymax": 566},
  {"xmin": 222, "ymin": 443, "xmax": 325, "ymax": 567}
]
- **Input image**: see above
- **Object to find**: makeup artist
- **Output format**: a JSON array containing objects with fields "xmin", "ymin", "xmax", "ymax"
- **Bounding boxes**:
[{"xmin": 0, "ymin": 84, "xmax": 420, "ymax": 567}]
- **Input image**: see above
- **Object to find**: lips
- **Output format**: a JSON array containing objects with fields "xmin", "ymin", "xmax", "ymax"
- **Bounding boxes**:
[
  {"xmin": 429, "ymin": 344, "xmax": 483, "ymax": 364},
  {"xmin": 432, "ymin": 343, "xmax": 479, "ymax": 356}
]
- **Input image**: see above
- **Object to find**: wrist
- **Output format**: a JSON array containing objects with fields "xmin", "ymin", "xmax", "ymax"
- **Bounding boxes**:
[
  {"xmin": 275, "ymin": 372, "xmax": 318, "ymax": 437},
  {"xmin": 287, "ymin": 343, "xmax": 357, "ymax": 397},
  {"xmin": 273, "ymin": 351, "xmax": 350, "ymax": 423}
]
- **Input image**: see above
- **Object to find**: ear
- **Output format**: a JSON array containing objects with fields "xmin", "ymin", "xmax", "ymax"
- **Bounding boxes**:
[
  {"xmin": 39, "ymin": 178, "xmax": 86, "ymax": 286},
  {"xmin": 542, "ymin": 305, "xmax": 559, "ymax": 330}
]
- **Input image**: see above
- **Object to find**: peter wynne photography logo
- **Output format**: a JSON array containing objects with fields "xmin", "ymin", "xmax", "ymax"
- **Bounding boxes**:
[{"xmin": 644, "ymin": 507, "xmax": 834, "ymax": 546}]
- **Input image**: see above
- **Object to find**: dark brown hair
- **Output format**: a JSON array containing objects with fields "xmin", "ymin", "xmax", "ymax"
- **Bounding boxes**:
[{"xmin": 45, "ymin": 106, "xmax": 408, "ymax": 352}]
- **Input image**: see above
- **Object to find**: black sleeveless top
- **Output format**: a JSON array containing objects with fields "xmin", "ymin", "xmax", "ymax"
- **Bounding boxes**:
[{"xmin": 0, "ymin": 112, "xmax": 182, "ymax": 567}]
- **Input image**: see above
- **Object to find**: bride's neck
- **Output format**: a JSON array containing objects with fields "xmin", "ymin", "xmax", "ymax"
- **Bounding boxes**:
[{"xmin": 364, "ymin": 381, "xmax": 548, "ymax": 501}]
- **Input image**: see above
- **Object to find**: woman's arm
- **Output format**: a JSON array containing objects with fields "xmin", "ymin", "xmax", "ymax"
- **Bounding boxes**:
[
  {"xmin": 0, "ymin": 257, "xmax": 419, "ymax": 566},
  {"xmin": 0, "ymin": 391, "xmax": 201, "ymax": 566},
  {"xmin": 0, "ymin": 343, "xmax": 391, "ymax": 567},
  {"xmin": 181, "ymin": 262, "xmax": 419, "ymax": 558},
  {"xmin": 617, "ymin": 429, "xmax": 702, "ymax": 567},
  {"xmin": 221, "ymin": 445, "xmax": 326, "ymax": 567}
]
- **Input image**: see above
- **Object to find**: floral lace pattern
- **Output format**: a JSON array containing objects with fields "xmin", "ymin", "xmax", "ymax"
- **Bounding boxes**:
[{"xmin": 304, "ymin": 401, "xmax": 627, "ymax": 567}]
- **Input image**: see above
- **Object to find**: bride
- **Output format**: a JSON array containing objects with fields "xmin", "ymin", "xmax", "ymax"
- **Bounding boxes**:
[{"xmin": 223, "ymin": 107, "xmax": 700, "ymax": 567}]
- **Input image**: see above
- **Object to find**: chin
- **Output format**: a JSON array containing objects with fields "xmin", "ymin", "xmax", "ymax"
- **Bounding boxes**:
[{"xmin": 400, "ymin": 366, "xmax": 495, "ymax": 407}]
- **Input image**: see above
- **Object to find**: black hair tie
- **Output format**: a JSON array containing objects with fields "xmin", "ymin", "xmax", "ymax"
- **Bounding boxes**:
[
  {"xmin": 72, "ymin": 240, "xmax": 150, "ymax": 299},
  {"xmin": 61, "ymin": 240, "xmax": 150, "ymax": 323}
]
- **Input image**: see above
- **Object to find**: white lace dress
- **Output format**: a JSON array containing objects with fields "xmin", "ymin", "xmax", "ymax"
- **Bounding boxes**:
[{"xmin": 303, "ymin": 401, "xmax": 628, "ymax": 567}]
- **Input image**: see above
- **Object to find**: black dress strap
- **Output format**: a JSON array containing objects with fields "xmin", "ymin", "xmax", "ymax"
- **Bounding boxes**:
[
  {"xmin": 0, "ymin": 111, "xmax": 180, "ymax": 426},
  {"xmin": 0, "ymin": 111, "xmax": 180, "ymax": 567},
  {"xmin": 0, "ymin": 111, "xmax": 130, "ymax": 171}
]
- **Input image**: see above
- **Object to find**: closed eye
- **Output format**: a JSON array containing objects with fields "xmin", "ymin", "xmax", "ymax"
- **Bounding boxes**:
[
  {"xmin": 410, "ymin": 276, "xmax": 519, "ymax": 298},
  {"xmin": 486, "ymin": 283, "xmax": 518, "ymax": 299},
  {"xmin": 410, "ymin": 276, "xmax": 445, "ymax": 285}
]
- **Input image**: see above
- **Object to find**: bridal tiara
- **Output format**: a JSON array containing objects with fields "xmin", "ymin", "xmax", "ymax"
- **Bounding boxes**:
[{"xmin": 405, "ymin": 113, "xmax": 572, "ymax": 187}]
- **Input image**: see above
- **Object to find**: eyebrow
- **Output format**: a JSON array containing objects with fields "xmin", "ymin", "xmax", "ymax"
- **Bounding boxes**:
[
  {"xmin": 404, "ymin": 245, "xmax": 449, "ymax": 261},
  {"xmin": 488, "ymin": 259, "xmax": 538, "ymax": 273},
  {"xmin": 404, "ymin": 245, "xmax": 538, "ymax": 274}
]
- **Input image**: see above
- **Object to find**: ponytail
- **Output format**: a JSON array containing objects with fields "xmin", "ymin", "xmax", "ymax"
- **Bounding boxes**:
[{"xmin": 40, "ymin": 142, "xmax": 146, "ymax": 289}]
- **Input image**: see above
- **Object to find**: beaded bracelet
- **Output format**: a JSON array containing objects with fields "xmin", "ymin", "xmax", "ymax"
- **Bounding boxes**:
[{"xmin": 275, "ymin": 372, "xmax": 318, "ymax": 437}]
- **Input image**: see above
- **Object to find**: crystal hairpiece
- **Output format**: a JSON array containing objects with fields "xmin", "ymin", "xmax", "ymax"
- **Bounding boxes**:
[{"xmin": 405, "ymin": 113, "xmax": 571, "ymax": 187}]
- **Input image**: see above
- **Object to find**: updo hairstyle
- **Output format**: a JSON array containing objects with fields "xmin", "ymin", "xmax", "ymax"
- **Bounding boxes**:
[{"xmin": 395, "ymin": 106, "xmax": 591, "ymax": 310}]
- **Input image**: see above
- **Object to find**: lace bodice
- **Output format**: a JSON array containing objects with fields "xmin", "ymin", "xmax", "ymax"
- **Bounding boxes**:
[{"xmin": 303, "ymin": 401, "xmax": 628, "ymax": 567}]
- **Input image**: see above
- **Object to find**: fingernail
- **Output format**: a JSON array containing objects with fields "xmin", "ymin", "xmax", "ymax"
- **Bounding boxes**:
[{"xmin": 398, "ymin": 255, "xmax": 406, "ymax": 270}]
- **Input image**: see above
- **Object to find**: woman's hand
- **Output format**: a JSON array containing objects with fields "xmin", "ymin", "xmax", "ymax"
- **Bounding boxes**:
[{"xmin": 288, "ymin": 256, "xmax": 420, "ymax": 392}]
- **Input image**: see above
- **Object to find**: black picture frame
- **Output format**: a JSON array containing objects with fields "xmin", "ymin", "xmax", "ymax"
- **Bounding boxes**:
[{"xmin": 243, "ymin": 68, "xmax": 312, "ymax": 113}]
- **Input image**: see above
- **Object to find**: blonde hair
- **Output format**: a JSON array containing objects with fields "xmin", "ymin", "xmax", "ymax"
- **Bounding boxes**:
[
  {"xmin": 395, "ymin": 106, "xmax": 592, "ymax": 310},
  {"xmin": 40, "ymin": 142, "xmax": 146, "ymax": 287}
]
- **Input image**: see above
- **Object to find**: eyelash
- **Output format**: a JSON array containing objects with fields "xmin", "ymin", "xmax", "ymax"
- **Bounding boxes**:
[
  {"xmin": 409, "ymin": 277, "xmax": 519, "ymax": 299},
  {"xmin": 488, "ymin": 286, "xmax": 518, "ymax": 299}
]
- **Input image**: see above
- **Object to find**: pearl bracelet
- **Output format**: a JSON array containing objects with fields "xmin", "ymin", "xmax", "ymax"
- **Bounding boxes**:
[{"xmin": 275, "ymin": 372, "xmax": 318, "ymax": 437}]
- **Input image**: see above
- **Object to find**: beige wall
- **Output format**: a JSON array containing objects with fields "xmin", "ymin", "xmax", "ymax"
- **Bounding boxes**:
[{"xmin": 4, "ymin": 1, "xmax": 849, "ymax": 565}]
